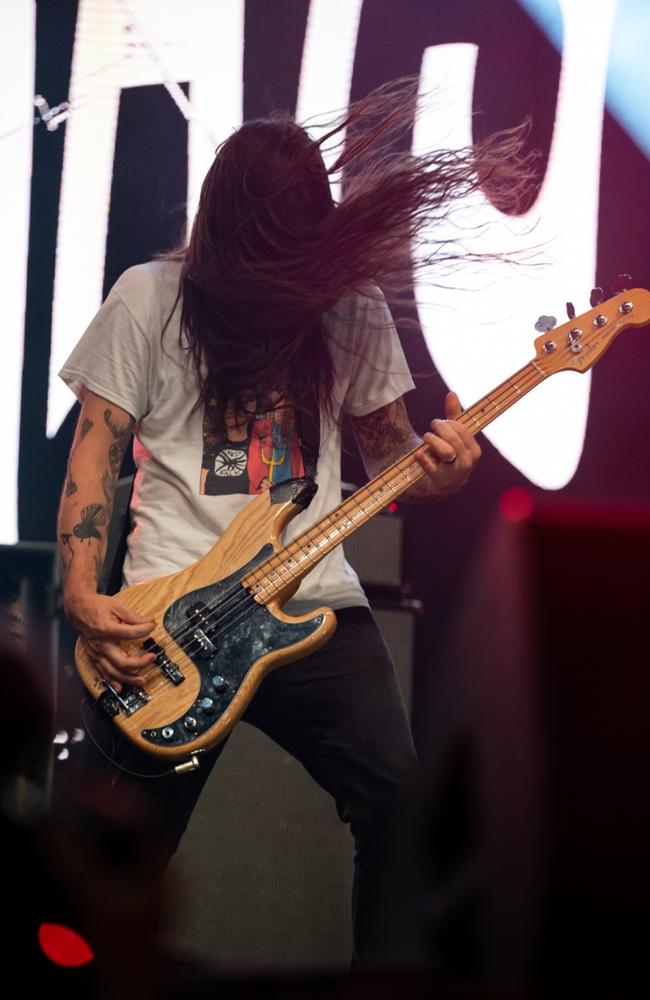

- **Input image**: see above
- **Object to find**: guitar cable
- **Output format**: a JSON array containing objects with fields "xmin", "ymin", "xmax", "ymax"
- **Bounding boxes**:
[{"xmin": 79, "ymin": 697, "xmax": 201, "ymax": 779}]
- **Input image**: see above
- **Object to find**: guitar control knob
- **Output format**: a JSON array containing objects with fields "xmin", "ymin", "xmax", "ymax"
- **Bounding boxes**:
[
  {"xmin": 211, "ymin": 675, "xmax": 227, "ymax": 692},
  {"xmin": 183, "ymin": 716, "xmax": 198, "ymax": 731},
  {"xmin": 162, "ymin": 727, "xmax": 175, "ymax": 740},
  {"xmin": 200, "ymin": 697, "xmax": 215, "ymax": 713}
]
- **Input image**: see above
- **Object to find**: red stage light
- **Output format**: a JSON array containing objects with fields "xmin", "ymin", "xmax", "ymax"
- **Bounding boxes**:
[
  {"xmin": 499, "ymin": 486, "xmax": 534, "ymax": 523},
  {"xmin": 387, "ymin": 502, "xmax": 399, "ymax": 513},
  {"xmin": 37, "ymin": 922, "xmax": 94, "ymax": 967}
]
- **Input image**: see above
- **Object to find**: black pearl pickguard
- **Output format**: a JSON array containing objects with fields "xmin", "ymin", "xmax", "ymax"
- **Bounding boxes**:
[{"xmin": 141, "ymin": 546, "xmax": 323, "ymax": 750}]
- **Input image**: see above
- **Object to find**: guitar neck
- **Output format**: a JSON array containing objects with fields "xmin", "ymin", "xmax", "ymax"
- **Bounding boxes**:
[{"xmin": 243, "ymin": 358, "xmax": 546, "ymax": 601}]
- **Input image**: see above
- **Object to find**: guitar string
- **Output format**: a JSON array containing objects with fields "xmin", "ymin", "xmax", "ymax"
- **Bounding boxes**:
[
  {"xmin": 133, "ymin": 453, "xmax": 421, "ymax": 699},
  {"xmin": 134, "ymin": 452, "xmax": 442, "ymax": 705},
  {"xmin": 129, "ymin": 362, "xmax": 545, "ymax": 678},
  {"xmin": 176, "ymin": 359, "xmax": 547, "ymax": 644},
  {"xmin": 139, "ymin": 598, "xmax": 265, "ymax": 702},
  {"xmin": 132, "ymin": 459, "xmax": 414, "ymax": 668},
  {"xmin": 128, "ymin": 308, "xmax": 632, "ymax": 670},
  {"xmin": 115, "ymin": 304, "xmax": 642, "ymax": 717},
  {"xmin": 130, "ymin": 361, "xmax": 547, "ymax": 684},
  {"xmin": 143, "ymin": 452, "xmax": 424, "ymax": 668},
  {"xmin": 139, "ymin": 457, "xmax": 419, "ymax": 689}
]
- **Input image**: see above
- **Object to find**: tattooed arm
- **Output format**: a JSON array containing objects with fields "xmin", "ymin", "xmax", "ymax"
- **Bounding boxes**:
[
  {"xmin": 58, "ymin": 388, "xmax": 154, "ymax": 691},
  {"xmin": 351, "ymin": 392, "xmax": 481, "ymax": 502}
]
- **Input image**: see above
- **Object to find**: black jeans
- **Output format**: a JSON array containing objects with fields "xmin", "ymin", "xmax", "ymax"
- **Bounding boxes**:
[{"xmin": 83, "ymin": 606, "xmax": 418, "ymax": 965}]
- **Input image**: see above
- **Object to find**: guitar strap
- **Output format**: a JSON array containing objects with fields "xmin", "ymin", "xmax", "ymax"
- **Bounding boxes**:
[
  {"xmin": 100, "ymin": 474, "xmax": 135, "ymax": 596},
  {"xmin": 296, "ymin": 392, "xmax": 321, "ymax": 482}
]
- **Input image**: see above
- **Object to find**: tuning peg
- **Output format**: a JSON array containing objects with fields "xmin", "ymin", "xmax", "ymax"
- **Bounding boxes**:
[
  {"xmin": 611, "ymin": 273, "xmax": 632, "ymax": 295},
  {"xmin": 566, "ymin": 302, "xmax": 576, "ymax": 320},
  {"xmin": 534, "ymin": 314, "xmax": 557, "ymax": 333},
  {"xmin": 589, "ymin": 287, "xmax": 604, "ymax": 307}
]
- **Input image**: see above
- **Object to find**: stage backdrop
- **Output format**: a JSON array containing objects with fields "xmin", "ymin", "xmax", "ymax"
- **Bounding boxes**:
[{"xmin": 3, "ymin": 0, "xmax": 650, "ymax": 713}]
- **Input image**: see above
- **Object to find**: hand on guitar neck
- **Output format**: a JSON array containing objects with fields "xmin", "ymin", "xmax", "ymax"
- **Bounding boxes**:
[
  {"xmin": 417, "ymin": 390, "xmax": 482, "ymax": 498},
  {"xmin": 352, "ymin": 391, "xmax": 481, "ymax": 504}
]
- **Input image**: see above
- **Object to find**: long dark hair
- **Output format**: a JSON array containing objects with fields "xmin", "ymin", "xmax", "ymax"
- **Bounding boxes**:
[{"xmin": 167, "ymin": 78, "xmax": 536, "ymax": 422}]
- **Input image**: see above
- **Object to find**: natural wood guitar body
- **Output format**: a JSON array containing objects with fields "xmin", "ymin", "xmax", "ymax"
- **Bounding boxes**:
[
  {"xmin": 75, "ymin": 289, "xmax": 650, "ymax": 764},
  {"xmin": 75, "ymin": 478, "xmax": 336, "ymax": 761}
]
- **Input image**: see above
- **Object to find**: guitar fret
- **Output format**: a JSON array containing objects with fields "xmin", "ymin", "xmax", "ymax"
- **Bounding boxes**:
[
  {"xmin": 314, "ymin": 522, "xmax": 340, "ymax": 545},
  {"xmin": 246, "ymin": 456, "xmax": 434, "ymax": 599},
  {"xmin": 292, "ymin": 536, "xmax": 316, "ymax": 561},
  {"xmin": 283, "ymin": 554, "xmax": 300, "ymax": 579},
  {"xmin": 460, "ymin": 363, "xmax": 546, "ymax": 436},
  {"xmin": 238, "ymin": 287, "xmax": 647, "ymax": 607},
  {"xmin": 249, "ymin": 362, "xmax": 551, "ymax": 602},
  {"xmin": 325, "ymin": 507, "xmax": 356, "ymax": 538}
]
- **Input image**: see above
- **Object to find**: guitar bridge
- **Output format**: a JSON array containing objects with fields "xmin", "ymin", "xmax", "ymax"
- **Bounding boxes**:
[
  {"xmin": 98, "ymin": 682, "xmax": 149, "ymax": 717},
  {"xmin": 142, "ymin": 637, "xmax": 185, "ymax": 685}
]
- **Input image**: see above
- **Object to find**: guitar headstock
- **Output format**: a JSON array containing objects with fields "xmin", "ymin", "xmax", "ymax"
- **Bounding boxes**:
[{"xmin": 532, "ymin": 288, "xmax": 650, "ymax": 374}]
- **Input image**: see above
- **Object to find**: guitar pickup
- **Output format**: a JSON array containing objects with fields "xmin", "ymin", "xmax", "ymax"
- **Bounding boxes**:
[
  {"xmin": 142, "ymin": 637, "xmax": 185, "ymax": 685},
  {"xmin": 187, "ymin": 603, "xmax": 218, "ymax": 659},
  {"xmin": 189, "ymin": 628, "xmax": 217, "ymax": 659}
]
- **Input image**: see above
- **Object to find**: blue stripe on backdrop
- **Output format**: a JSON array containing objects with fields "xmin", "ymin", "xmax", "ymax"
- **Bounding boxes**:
[{"xmin": 518, "ymin": 0, "xmax": 650, "ymax": 158}]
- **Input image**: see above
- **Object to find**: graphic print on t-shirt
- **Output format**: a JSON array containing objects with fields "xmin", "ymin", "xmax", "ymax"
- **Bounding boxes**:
[{"xmin": 199, "ymin": 394, "xmax": 305, "ymax": 496}]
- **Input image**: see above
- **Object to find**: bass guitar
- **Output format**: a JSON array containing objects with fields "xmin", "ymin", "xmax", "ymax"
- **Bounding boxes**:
[{"xmin": 76, "ymin": 288, "xmax": 650, "ymax": 763}]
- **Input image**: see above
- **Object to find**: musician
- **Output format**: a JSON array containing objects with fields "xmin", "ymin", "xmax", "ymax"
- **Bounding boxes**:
[{"xmin": 57, "ymin": 82, "xmax": 525, "ymax": 965}]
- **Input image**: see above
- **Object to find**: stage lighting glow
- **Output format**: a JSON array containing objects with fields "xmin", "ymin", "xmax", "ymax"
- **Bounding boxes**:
[
  {"xmin": 0, "ymin": 1, "xmax": 35, "ymax": 544},
  {"xmin": 519, "ymin": 0, "xmax": 650, "ymax": 159},
  {"xmin": 296, "ymin": 0, "xmax": 363, "ymax": 204},
  {"xmin": 412, "ymin": 0, "xmax": 617, "ymax": 489},
  {"xmin": 46, "ymin": 0, "xmax": 244, "ymax": 440},
  {"xmin": 1, "ymin": 0, "xmax": 642, "ymax": 547},
  {"xmin": 38, "ymin": 922, "xmax": 94, "ymax": 967},
  {"xmin": 499, "ymin": 487, "xmax": 535, "ymax": 523}
]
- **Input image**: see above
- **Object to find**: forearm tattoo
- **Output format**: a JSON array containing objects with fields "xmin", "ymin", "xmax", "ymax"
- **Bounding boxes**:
[
  {"xmin": 353, "ymin": 400, "xmax": 420, "ymax": 472},
  {"xmin": 72, "ymin": 502, "xmax": 107, "ymax": 540},
  {"xmin": 59, "ymin": 408, "xmax": 131, "ymax": 587},
  {"xmin": 352, "ymin": 399, "xmax": 443, "ymax": 502},
  {"xmin": 104, "ymin": 408, "xmax": 131, "ymax": 477},
  {"xmin": 59, "ymin": 532, "xmax": 74, "ymax": 582},
  {"xmin": 93, "ymin": 552, "xmax": 104, "ymax": 585},
  {"xmin": 63, "ymin": 417, "xmax": 94, "ymax": 497},
  {"xmin": 59, "ymin": 503, "xmax": 108, "ymax": 583},
  {"xmin": 101, "ymin": 468, "xmax": 114, "ymax": 511}
]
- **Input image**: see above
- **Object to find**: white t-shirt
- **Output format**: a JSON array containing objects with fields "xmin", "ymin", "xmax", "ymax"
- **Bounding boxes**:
[{"xmin": 59, "ymin": 261, "xmax": 414, "ymax": 611}]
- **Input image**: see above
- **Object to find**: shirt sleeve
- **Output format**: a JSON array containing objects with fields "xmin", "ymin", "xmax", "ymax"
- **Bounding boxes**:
[
  {"xmin": 58, "ymin": 281, "xmax": 151, "ymax": 421},
  {"xmin": 340, "ymin": 288, "xmax": 415, "ymax": 417}
]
